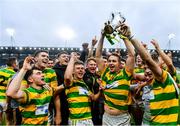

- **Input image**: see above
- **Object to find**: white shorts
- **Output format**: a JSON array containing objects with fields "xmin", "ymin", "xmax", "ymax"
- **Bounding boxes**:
[
  {"xmin": 103, "ymin": 112, "xmax": 131, "ymax": 126},
  {"xmin": 68, "ymin": 118, "xmax": 93, "ymax": 126}
]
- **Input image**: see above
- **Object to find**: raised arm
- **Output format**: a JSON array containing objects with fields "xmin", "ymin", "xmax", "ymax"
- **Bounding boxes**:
[
  {"xmin": 151, "ymin": 39, "xmax": 175, "ymax": 74},
  {"xmin": 95, "ymin": 30, "xmax": 106, "ymax": 73},
  {"xmin": 6, "ymin": 56, "xmax": 34, "ymax": 102},
  {"xmin": 88, "ymin": 36, "xmax": 98, "ymax": 58},
  {"xmin": 122, "ymin": 38, "xmax": 135, "ymax": 74},
  {"xmin": 119, "ymin": 24, "xmax": 162, "ymax": 80},
  {"xmin": 64, "ymin": 52, "xmax": 77, "ymax": 86}
]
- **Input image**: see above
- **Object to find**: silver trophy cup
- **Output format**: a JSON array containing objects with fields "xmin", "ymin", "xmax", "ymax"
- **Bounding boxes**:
[{"xmin": 104, "ymin": 12, "xmax": 126, "ymax": 45}]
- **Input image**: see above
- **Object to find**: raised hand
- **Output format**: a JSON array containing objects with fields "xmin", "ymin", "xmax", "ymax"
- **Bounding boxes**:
[
  {"xmin": 101, "ymin": 28, "xmax": 106, "ymax": 36},
  {"xmin": 117, "ymin": 23, "xmax": 132, "ymax": 38},
  {"xmin": 141, "ymin": 41, "xmax": 148, "ymax": 49},
  {"xmin": 70, "ymin": 52, "xmax": 78, "ymax": 61},
  {"xmin": 151, "ymin": 39, "xmax": 160, "ymax": 49},
  {"xmin": 23, "ymin": 56, "xmax": 35, "ymax": 70},
  {"xmin": 92, "ymin": 36, "xmax": 98, "ymax": 46}
]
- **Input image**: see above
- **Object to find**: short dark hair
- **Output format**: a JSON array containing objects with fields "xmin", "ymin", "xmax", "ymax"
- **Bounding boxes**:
[
  {"xmin": 24, "ymin": 67, "xmax": 41, "ymax": 84},
  {"xmin": 18, "ymin": 60, "xmax": 24, "ymax": 69},
  {"xmin": 102, "ymin": 56, "xmax": 108, "ymax": 60},
  {"xmin": 121, "ymin": 58, "xmax": 126, "ymax": 63},
  {"xmin": 108, "ymin": 52, "xmax": 121, "ymax": 63},
  {"xmin": 34, "ymin": 50, "xmax": 49, "ymax": 57},
  {"xmin": 57, "ymin": 51, "xmax": 69, "ymax": 58},
  {"xmin": 150, "ymin": 51, "xmax": 159, "ymax": 63},
  {"xmin": 48, "ymin": 58, "xmax": 54, "ymax": 62},
  {"xmin": 76, "ymin": 52, "xmax": 81, "ymax": 56},
  {"xmin": 82, "ymin": 43, "xmax": 89, "ymax": 49},
  {"xmin": 6, "ymin": 57, "xmax": 17, "ymax": 67},
  {"xmin": 74, "ymin": 60, "xmax": 84, "ymax": 67},
  {"xmin": 85, "ymin": 57, "xmax": 96, "ymax": 64}
]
